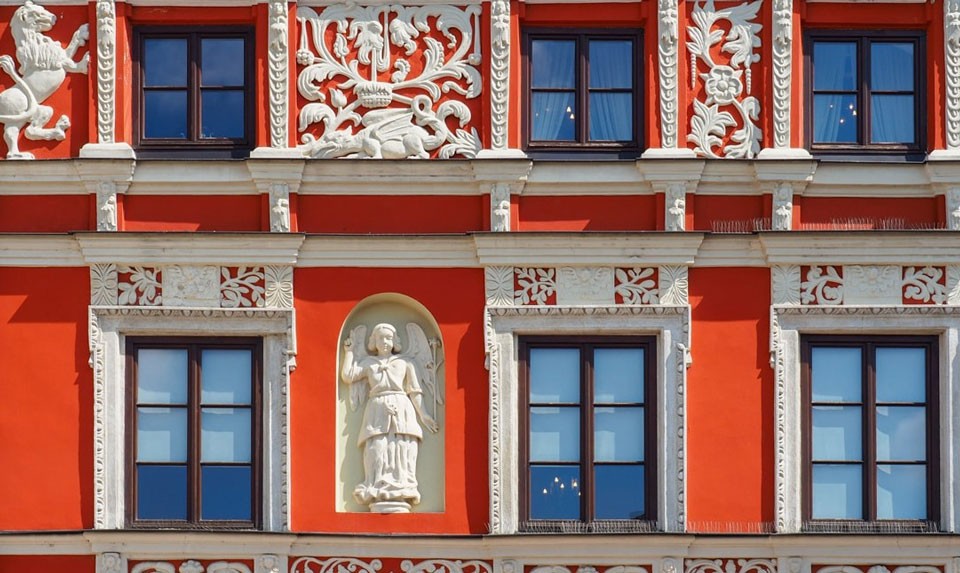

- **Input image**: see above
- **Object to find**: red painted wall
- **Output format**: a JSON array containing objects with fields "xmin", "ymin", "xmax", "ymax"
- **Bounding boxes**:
[
  {"xmin": 122, "ymin": 195, "xmax": 263, "ymax": 232},
  {"xmin": 687, "ymin": 267, "xmax": 773, "ymax": 532},
  {"xmin": 0, "ymin": 268, "xmax": 92, "ymax": 530},
  {"xmin": 796, "ymin": 197, "xmax": 940, "ymax": 230},
  {"xmin": 0, "ymin": 556, "xmax": 94, "ymax": 572},
  {"xmin": 519, "ymin": 195, "xmax": 657, "ymax": 231},
  {"xmin": 0, "ymin": 196, "xmax": 91, "ymax": 232},
  {"xmin": 297, "ymin": 196, "xmax": 485, "ymax": 234},
  {"xmin": 290, "ymin": 267, "xmax": 488, "ymax": 533}
]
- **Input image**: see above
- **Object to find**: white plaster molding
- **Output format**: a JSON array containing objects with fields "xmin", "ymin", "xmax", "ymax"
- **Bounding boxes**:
[
  {"xmin": 665, "ymin": 182, "xmax": 687, "ymax": 232},
  {"xmin": 256, "ymin": 555, "xmax": 285, "ymax": 573},
  {"xmin": 96, "ymin": 0, "xmax": 116, "ymax": 144},
  {"xmin": 490, "ymin": 0, "xmax": 510, "ymax": 150},
  {"xmin": 771, "ymin": 182, "xmax": 793, "ymax": 231},
  {"xmin": 76, "ymin": 234, "xmax": 305, "ymax": 266},
  {"xmin": 771, "ymin": 265, "xmax": 801, "ymax": 306},
  {"xmin": 0, "ymin": 235, "xmax": 83, "ymax": 266},
  {"xmin": 299, "ymin": 236, "xmax": 477, "ymax": 267},
  {"xmin": 97, "ymin": 552, "xmax": 126, "ymax": 573},
  {"xmin": 759, "ymin": 233, "xmax": 960, "ymax": 266},
  {"xmin": 89, "ymin": 306, "xmax": 295, "ymax": 530},
  {"xmin": 296, "ymin": 4, "xmax": 481, "ymax": 159},
  {"xmin": 948, "ymin": 187, "xmax": 960, "ymax": 231},
  {"xmin": 771, "ymin": 305, "xmax": 960, "ymax": 533},
  {"xmin": 270, "ymin": 182, "xmax": 292, "ymax": 233},
  {"xmin": 770, "ymin": 0, "xmax": 792, "ymax": 151},
  {"xmin": 0, "ymin": 2, "xmax": 89, "ymax": 159},
  {"xmin": 657, "ymin": 0, "xmax": 680, "ymax": 149},
  {"xmin": 96, "ymin": 180, "xmax": 118, "ymax": 232},
  {"xmin": 659, "ymin": 266, "xmax": 689, "ymax": 305},
  {"xmin": 475, "ymin": 234, "xmax": 704, "ymax": 267},
  {"xmin": 948, "ymin": 0, "xmax": 960, "ymax": 151},
  {"xmin": 268, "ymin": 0, "xmax": 289, "ymax": 148},
  {"xmin": 486, "ymin": 305, "xmax": 689, "ymax": 534},
  {"xmin": 491, "ymin": 182, "xmax": 511, "ymax": 232},
  {"xmin": 694, "ymin": 236, "xmax": 766, "ymax": 267},
  {"xmin": 686, "ymin": 0, "xmax": 763, "ymax": 159}
]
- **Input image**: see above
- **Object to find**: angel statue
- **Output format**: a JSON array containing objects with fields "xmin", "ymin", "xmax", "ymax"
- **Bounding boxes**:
[{"xmin": 341, "ymin": 322, "xmax": 443, "ymax": 513}]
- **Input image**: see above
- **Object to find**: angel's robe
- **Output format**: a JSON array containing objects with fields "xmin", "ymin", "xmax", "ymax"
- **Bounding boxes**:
[{"xmin": 345, "ymin": 354, "xmax": 425, "ymax": 445}]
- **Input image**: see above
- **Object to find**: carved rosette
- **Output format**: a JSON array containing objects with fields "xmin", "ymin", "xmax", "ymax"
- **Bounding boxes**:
[
  {"xmin": 686, "ymin": 0, "xmax": 763, "ymax": 158},
  {"xmin": 947, "ymin": 0, "xmax": 960, "ymax": 150},
  {"xmin": 268, "ymin": 0, "xmax": 289, "ymax": 148},
  {"xmin": 490, "ymin": 0, "xmax": 510, "ymax": 149},
  {"xmin": 658, "ymin": 0, "xmax": 679, "ymax": 148},
  {"xmin": 92, "ymin": 265, "xmax": 294, "ymax": 309},
  {"xmin": 96, "ymin": 0, "xmax": 116, "ymax": 143},
  {"xmin": 771, "ymin": 0, "xmax": 792, "ymax": 149},
  {"xmin": 296, "ymin": 4, "xmax": 482, "ymax": 159}
]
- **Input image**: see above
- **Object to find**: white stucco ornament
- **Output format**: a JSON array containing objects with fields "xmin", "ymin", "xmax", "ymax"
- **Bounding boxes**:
[
  {"xmin": 0, "ymin": 0, "xmax": 89, "ymax": 159},
  {"xmin": 340, "ymin": 322, "xmax": 444, "ymax": 512},
  {"xmin": 296, "ymin": 4, "xmax": 481, "ymax": 159}
]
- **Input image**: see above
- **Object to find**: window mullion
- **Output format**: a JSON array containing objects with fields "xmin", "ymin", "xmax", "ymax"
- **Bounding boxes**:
[
  {"xmin": 189, "ymin": 344, "xmax": 201, "ymax": 522},
  {"xmin": 860, "ymin": 37, "xmax": 869, "ymax": 146},
  {"xmin": 864, "ymin": 342, "xmax": 877, "ymax": 521},
  {"xmin": 190, "ymin": 33, "xmax": 200, "ymax": 141},
  {"xmin": 582, "ymin": 343, "xmax": 594, "ymax": 523}
]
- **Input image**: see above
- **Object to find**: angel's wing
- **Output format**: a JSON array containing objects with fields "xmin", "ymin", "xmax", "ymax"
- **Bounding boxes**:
[
  {"xmin": 346, "ymin": 324, "xmax": 368, "ymax": 412},
  {"xmin": 402, "ymin": 323, "xmax": 444, "ymax": 411}
]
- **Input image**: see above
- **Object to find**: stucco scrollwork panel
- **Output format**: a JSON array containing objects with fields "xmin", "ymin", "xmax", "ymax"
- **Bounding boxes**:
[
  {"xmin": 686, "ymin": 0, "xmax": 763, "ymax": 159},
  {"xmin": 296, "ymin": 4, "xmax": 482, "ymax": 159}
]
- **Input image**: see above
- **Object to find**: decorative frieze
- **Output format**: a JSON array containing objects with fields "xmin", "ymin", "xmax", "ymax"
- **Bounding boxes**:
[
  {"xmin": 770, "ymin": 0, "xmax": 792, "ymax": 150},
  {"xmin": 96, "ymin": 0, "xmax": 116, "ymax": 144},
  {"xmin": 490, "ymin": 0, "xmax": 510, "ymax": 150},
  {"xmin": 130, "ymin": 562, "xmax": 252, "ymax": 573},
  {"xmin": 296, "ymin": 4, "xmax": 482, "ymax": 159},
  {"xmin": 792, "ymin": 265, "xmax": 957, "ymax": 306},
  {"xmin": 815, "ymin": 566, "xmax": 941, "ymax": 573},
  {"xmin": 267, "ymin": 0, "xmax": 289, "ymax": 148},
  {"xmin": 486, "ymin": 266, "xmax": 690, "ymax": 307},
  {"xmin": 91, "ymin": 265, "xmax": 293, "ymax": 309},
  {"xmin": 685, "ymin": 560, "xmax": 776, "ymax": 573},
  {"xmin": 686, "ymin": 0, "xmax": 763, "ymax": 159},
  {"xmin": 290, "ymin": 559, "xmax": 492, "ymax": 573},
  {"xmin": 529, "ymin": 567, "xmax": 648, "ymax": 573},
  {"xmin": 657, "ymin": 0, "xmax": 680, "ymax": 148},
  {"xmin": 946, "ymin": 0, "xmax": 960, "ymax": 150}
]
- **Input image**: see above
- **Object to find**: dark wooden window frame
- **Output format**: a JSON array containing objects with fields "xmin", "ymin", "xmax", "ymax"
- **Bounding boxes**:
[
  {"xmin": 133, "ymin": 27, "xmax": 256, "ymax": 158},
  {"xmin": 519, "ymin": 336, "xmax": 657, "ymax": 532},
  {"xmin": 125, "ymin": 337, "xmax": 263, "ymax": 529},
  {"xmin": 801, "ymin": 335, "xmax": 940, "ymax": 531},
  {"xmin": 804, "ymin": 30, "xmax": 926, "ymax": 157},
  {"xmin": 522, "ymin": 29, "xmax": 644, "ymax": 156}
]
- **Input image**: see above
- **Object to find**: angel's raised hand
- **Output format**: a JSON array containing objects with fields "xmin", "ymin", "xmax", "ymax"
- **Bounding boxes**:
[{"xmin": 420, "ymin": 413, "xmax": 439, "ymax": 433}]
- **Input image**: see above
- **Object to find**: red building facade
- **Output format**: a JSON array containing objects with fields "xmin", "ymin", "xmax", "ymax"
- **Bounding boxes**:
[{"xmin": 2, "ymin": 0, "xmax": 960, "ymax": 572}]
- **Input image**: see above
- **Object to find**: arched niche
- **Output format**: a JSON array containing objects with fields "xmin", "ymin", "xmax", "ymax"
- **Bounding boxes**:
[{"xmin": 335, "ymin": 293, "xmax": 445, "ymax": 513}]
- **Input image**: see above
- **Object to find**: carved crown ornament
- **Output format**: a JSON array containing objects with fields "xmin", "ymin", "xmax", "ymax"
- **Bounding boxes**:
[
  {"xmin": 295, "ymin": 4, "xmax": 482, "ymax": 159},
  {"xmin": 771, "ymin": 264, "xmax": 960, "ymax": 306}
]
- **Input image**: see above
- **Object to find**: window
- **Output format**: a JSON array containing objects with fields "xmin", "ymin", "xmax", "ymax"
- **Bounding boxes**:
[
  {"xmin": 802, "ymin": 336, "xmax": 938, "ymax": 529},
  {"xmin": 520, "ymin": 337, "xmax": 656, "ymax": 530},
  {"xmin": 134, "ymin": 28, "xmax": 254, "ymax": 156},
  {"xmin": 524, "ymin": 30, "xmax": 642, "ymax": 154},
  {"xmin": 127, "ymin": 337, "xmax": 262, "ymax": 528},
  {"xmin": 806, "ymin": 31, "xmax": 924, "ymax": 155}
]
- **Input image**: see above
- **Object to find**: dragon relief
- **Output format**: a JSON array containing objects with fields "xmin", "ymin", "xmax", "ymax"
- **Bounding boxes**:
[
  {"xmin": 0, "ymin": 1, "xmax": 89, "ymax": 159},
  {"xmin": 296, "ymin": 4, "xmax": 482, "ymax": 159}
]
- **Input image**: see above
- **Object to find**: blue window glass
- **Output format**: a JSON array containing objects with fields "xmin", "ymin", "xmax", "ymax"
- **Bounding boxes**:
[
  {"xmin": 132, "ymin": 340, "xmax": 257, "ymax": 526},
  {"xmin": 528, "ymin": 33, "xmax": 638, "ymax": 147},
  {"xmin": 525, "ymin": 340, "xmax": 652, "ymax": 525},
  {"xmin": 806, "ymin": 339, "xmax": 934, "ymax": 524},
  {"xmin": 810, "ymin": 35, "xmax": 921, "ymax": 149}
]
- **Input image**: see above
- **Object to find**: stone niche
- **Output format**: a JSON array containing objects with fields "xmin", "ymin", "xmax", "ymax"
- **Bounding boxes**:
[{"xmin": 335, "ymin": 292, "xmax": 446, "ymax": 513}]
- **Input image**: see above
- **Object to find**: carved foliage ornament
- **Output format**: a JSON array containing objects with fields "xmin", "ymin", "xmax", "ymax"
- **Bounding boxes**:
[
  {"xmin": 490, "ymin": 0, "xmax": 509, "ymax": 149},
  {"xmin": 296, "ymin": 4, "xmax": 482, "ymax": 159},
  {"xmin": 792, "ymin": 265, "xmax": 955, "ymax": 306},
  {"xmin": 96, "ymin": 0, "xmax": 115, "ymax": 144},
  {"xmin": 685, "ymin": 560, "xmax": 776, "ymax": 573},
  {"xmin": 488, "ymin": 266, "xmax": 690, "ymax": 307},
  {"xmin": 268, "ymin": 0, "xmax": 289, "ymax": 148},
  {"xmin": 686, "ymin": 0, "xmax": 763, "ymax": 159},
  {"xmin": 771, "ymin": 0, "xmax": 792, "ymax": 149},
  {"xmin": 0, "ymin": 0, "xmax": 90, "ymax": 159},
  {"xmin": 658, "ymin": 0, "xmax": 679, "ymax": 148},
  {"xmin": 947, "ymin": 0, "xmax": 960, "ymax": 150}
]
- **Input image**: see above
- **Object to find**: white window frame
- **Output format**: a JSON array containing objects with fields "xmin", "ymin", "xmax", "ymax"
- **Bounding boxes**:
[
  {"xmin": 90, "ymin": 307, "xmax": 294, "ymax": 531},
  {"xmin": 486, "ymin": 304, "xmax": 689, "ymax": 533},
  {"xmin": 771, "ymin": 305, "xmax": 960, "ymax": 533}
]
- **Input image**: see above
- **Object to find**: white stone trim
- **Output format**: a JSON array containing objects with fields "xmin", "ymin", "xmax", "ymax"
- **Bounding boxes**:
[
  {"xmin": 76, "ymin": 234, "xmax": 304, "ymax": 266},
  {"xmin": 89, "ymin": 307, "xmax": 295, "ymax": 531},
  {"xmin": 95, "ymin": 0, "xmax": 117, "ymax": 145},
  {"xmin": 489, "ymin": 0, "xmax": 510, "ymax": 150},
  {"xmin": 475, "ymin": 234, "xmax": 704, "ymax": 267},
  {"xmin": 486, "ymin": 305, "xmax": 689, "ymax": 534},
  {"xmin": 760, "ymin": 234, "xmax": 960, "ymax": 265},
  {"xmin": 770, "ymin": 305, "xmax": 960, "ymax": 533},
  {"xmin": 267, "ymin": 0, "xmax": 289, "ymax": 149},
  {"xmin": 947, "ymin": 0, "xmax": 960, "ymax": 151},
  {"xmin": 656, "ymin": 0, "xmax": 680, "ymax": 149}
]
